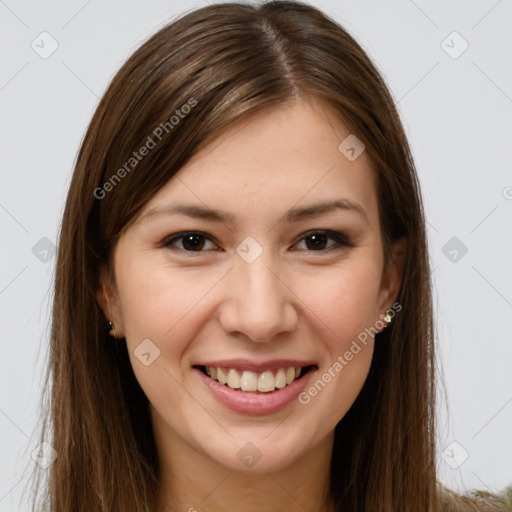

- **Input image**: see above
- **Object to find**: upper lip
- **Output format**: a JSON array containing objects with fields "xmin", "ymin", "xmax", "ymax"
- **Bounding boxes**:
[{"xmin": 193, "ymin": 359, "xmax": 317, "ymax": 373}]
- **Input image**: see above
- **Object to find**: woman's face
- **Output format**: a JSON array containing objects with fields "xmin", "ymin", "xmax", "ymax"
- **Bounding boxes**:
[{"xmin": 99, "ymin": 98, "xmax": 404, "ymax": 473}]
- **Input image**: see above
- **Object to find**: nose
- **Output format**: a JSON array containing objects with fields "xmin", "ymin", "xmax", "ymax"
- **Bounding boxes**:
[{"xmin": 218, "ymin": 249, "xmax": 298, "ymax": 343}]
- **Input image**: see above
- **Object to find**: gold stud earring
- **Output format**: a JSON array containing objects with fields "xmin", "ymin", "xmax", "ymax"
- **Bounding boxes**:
[
  {"xmin": 103, "ymin": 298, "xmax": 117, "ymax": 339},
  {"xmin": 103, "ymin": 320, "xmax": 116, "ymax": 338},
  {"xmin": 382, "ymin": 310, "xmax": 393, "ymax": 328}
]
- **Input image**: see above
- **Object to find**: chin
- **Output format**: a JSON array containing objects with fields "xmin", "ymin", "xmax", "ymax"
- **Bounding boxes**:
[{"xmin": 200, "ymin": 429, "xmax": 313, "ymax": 474}]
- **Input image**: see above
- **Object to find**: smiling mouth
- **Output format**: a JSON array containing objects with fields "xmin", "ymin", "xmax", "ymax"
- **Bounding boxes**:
[{"xmin": 194, "ymin": 364, "xmax": 317, "ymax": 393}]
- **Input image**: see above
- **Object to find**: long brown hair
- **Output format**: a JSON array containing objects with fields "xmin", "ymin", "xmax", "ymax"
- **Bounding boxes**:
[{"xmin": 28, "ymin": 1, "xmax": 507, "ymax": 511}]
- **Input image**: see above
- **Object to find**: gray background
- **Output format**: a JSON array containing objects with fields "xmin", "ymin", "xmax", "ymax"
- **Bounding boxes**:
[{"xmin": 1, "ymin": 0, "xmax": 511, "ymax": 509}]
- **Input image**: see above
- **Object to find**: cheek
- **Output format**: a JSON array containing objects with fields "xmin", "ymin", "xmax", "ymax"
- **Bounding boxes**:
[
  {"xmin": 114, "ymin": 260, "xmax": 217, "ymax": 409},
  {"xmin": 115, "ymin": 256, "xmax": 228, "ymax": 356},
  {"xmin": 293, "ymin": 264, "xmax": 381, "ymax": 426},
  {"xmin": 297, "ymin": 258, "xmax": 383, "ymax": 341}
]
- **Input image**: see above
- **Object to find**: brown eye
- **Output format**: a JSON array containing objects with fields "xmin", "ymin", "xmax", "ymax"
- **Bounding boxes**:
[
  {"xmin": 303, "ymin": 232, "xmax": 331, "ymax": 250},
  {"xmin": 163, "ymin": 232, "xmax": 217, "ymax": 252},
  {"xmin": 294, "ymin": 230, "xmax": 353, "ymax": 252}
]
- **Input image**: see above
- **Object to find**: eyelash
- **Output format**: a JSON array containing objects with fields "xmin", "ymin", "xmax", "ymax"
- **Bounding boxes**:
[{"xmin": 161, "ymin": 230, "xmax": 354, "ymax": 254}]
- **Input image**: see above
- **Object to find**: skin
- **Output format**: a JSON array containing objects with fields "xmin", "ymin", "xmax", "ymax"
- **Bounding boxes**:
[{"xmin": 98, "ymin": 97, "xmax": 406, "ymax": 512}]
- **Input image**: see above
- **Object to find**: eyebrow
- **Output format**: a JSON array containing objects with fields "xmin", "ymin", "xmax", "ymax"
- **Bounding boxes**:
[{"xmin": 138, "ymin": 199, "xmax": 368, "ymax": 226}]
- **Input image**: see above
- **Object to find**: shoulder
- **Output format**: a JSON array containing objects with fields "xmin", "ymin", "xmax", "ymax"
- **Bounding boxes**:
[{"xmin": 438, "ymin": 485, "xmax": 511, "ymax": 512}]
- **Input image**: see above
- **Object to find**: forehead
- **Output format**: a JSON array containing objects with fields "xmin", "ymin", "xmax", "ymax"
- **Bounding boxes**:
[{"xmin": 139, "ymin": 98, "xmax": 379, "ymax": 227}]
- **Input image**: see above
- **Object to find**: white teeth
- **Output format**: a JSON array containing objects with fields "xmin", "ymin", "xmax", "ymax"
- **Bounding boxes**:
[
  {"xmin": 275, "ymin": 368, "xmax": 287, "ymax": 388},
  {"xmin": 217, "ymin": 367, "xmax": 228, "ymax": 385},
  {"xmin": 227, "ymin": 368, "xmax": 241, "ymax": 389},
  {"xmin": 204, "ymin": 365, "xmax": 305, "ymax": 392},
  {"xmin": 257, "ymin": 371, "xmax": 275, "ymax": 392},
  {"xmin": 241, "ymin": 371, "xmax": 258, "ymax": 391}
]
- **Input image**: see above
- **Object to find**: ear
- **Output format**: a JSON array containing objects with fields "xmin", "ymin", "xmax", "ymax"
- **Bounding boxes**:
[
  {"xmin": 377, "ymin": 237, "xmax": 407, "ymax": 317},
  {"xmin": 96, "ymin": 263, "xmax": 125, "ymax": 339}
]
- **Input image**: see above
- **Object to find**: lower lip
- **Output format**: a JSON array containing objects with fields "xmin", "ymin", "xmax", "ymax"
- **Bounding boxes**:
[{"xmin": 194, "ymin": 367, "xmax": 317, "ymax": 415}]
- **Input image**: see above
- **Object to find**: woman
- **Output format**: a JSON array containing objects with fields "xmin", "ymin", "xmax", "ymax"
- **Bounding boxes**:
[{"xmin": 30, "ymin": 1, "xmax": 509, "ymax": 511}]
